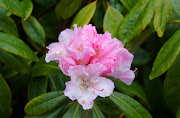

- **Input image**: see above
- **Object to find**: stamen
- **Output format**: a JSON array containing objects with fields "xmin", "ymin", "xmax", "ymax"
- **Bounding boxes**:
[
  {"xmin": 83, "ymin": 100, "xmax": 85, "ymax": 104},
  {"xmin": 92, "ymin": 86, "xmax": 104, "ymax": 91},
  {"xmin": 80, "ymin": 87, "xmax": 83, "ymax": 90},
  {"xmin": 46, "ymin": 46, "xmax": 49, "ymax": 49},
  {"xmin": 134, "ymin": 68, "xmax": 138, "ymax": 72}
]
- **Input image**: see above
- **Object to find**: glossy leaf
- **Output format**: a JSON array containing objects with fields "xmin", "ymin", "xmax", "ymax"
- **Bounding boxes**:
[
  {"xmin": 22, "ymin": 16, "xmax": 46, "ymax": 47},
  {"xmin": 42, "ymin": 104, "xmax": 66, "ymax": 118},
  {"xmin": 0, "ymin": 49, "xmax": 29, "ymax": 74},
  {"xmin": 21, "ymin": 0, "xmax": 33, "ymax": 20},
  {"xmin": 0, "ymin": 0, "xmax": 24, "ymax": 17},
  {"xmin": 172, "ymin": 0, "xmax": 180, "ymax": 16},
  {"xmin": 149, "ymin": 29, "xmax": 180, "ymax": 80},
  {"xmin": 0, "ymin": 74, "xmax": 12, "ymax": 117},
  {"xmin": 92, "ymin": 103, "xmax": 106, "ymax": 118},
  {"xmin": 103, "ymin": 5, "xmax": 124, "ymax": 38},
  {"xmin": 55, "ymin": 0, "xmax": 82, "ymax": 19},
  {"xmin": 0, "ymin": 6, "xmax": 12, "ymax": 16},
  {"xmin": 120, "ymin": 0, "xmax": 138, "ymax": 11},
  {"xmin": 0, "ymin": 12, "xmax": 18, "ymax": 36},
  {"xmin": 96, "ymin": 98, "xmax": 121, "ymax": 117},
  {"xmin": 24, "ymin": 91, "xmax": 68, "ymax": 115},
  {"xmin": 28, "ymin": 76, "xmax": 48, "ymax": 101},
  {"xmin": 49, "ymin": 75, "xmax": 69, "ymax": 91},
  {"xmin": 154, "ymin": 0, "xmax": 172, "ymax": 37},
  {"xmin": 70, "ymin": 1, "xmax": 97, "ymax": 29},
  {"xmin": 109, "ymin": 91, "xmax": 152, "ymax": 118},
  {"xmin": 110, "ymin": 78, "xmax": 149, "ymax": 105},
  {"xmin": 164, "ymin": 54, "xmax": 180, "ymax": 112},
  {"xmin": 32, "ymin": 56, "xmax": 62, "ymax": 77},
  {"xmin": 117, "ymin": 0, "xmax": 154, "ymax": 45},
  {"xmin": 62, "ymin": 102, "xmax": 82, "ymax": 118},
  {"xmin": 0, "ymin": 32, "xmax": 38, "ymax": 62}
]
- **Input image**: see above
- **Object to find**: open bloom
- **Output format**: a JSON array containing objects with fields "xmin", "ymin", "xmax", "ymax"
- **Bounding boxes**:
[
  {"xmin": 45, "ymin": 24, "xmax": 135, "ymax": 85},
  {"xmin": 64, "ymin": 63, "xmax": 114, "ymax": 110}
]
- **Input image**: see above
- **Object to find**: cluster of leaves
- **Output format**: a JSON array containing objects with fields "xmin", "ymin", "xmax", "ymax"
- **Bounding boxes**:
[{"xmin": 0, "ymin": 0, "xmax": 179, "ymax": 118}]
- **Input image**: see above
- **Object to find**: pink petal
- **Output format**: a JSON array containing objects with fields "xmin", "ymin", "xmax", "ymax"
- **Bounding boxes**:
[
  {"xmin": 85, "ymin": 63, "xmax": 107, "ymax": 80},
  {"xmin": 80, "ymin": 24, "xmax": 97, "ymax": 42},
  {"xmin": 58, "ymin": 29, "xmax": 74, "ymax": 45},
  {"xmin": 64, "ymin": 80, "xmax": 82, "ymax": 101},
  {"xmin": 77, "ymin": 89, "xmax": 97, "ymax": 110},
  {"xmin": 59, "ymin": 57, "xmax": 77, "ymax": 76},
  {"xmin": 68, "ymin": 47, "xmax": 95, "ymax": 65},
  {"xmin": 45, "ymin": 42, "xmax": 66, "ymax": 63},
  {"xmin": 108, "ymin": 70, "xmax": 135, "ymax": 85},
  {"xmin": 116, "ymin": 48, "xmax": 134, "ymax": 70},
  {"xmin": 68, "ymin": 65, "xmax": 88, "ymax": 80},
  {"xmin": 92, "ymin": 77, "xmax": 114, "ymax": 97}
]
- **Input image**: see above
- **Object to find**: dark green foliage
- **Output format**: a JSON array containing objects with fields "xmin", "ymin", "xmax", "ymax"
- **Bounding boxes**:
[{"xmin": 0, "ymin": 0, "xmax": 179, "ymax": 117}]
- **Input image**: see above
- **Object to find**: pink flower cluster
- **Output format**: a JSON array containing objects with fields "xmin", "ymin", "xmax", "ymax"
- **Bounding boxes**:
[{"xmin": 45, "ymin": 24, "xmax": 135, "ymax": 110}]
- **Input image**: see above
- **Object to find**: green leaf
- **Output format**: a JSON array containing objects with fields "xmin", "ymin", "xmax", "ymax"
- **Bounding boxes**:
[
  {"xmin": 28, "ymin": 76, "xmax": 48, "ymax": 101},
  {"xmin": 0, "ymin": 12, "xmax": 18, "ymax": 36},
  {"xmin": 110, "ymin": 78, "xmax": 149, "ymax": 105},
  {"xmin": 70, "ymin": 1, "xmax": 97, "ymax": 29},
  {"xmin": 119, "ymin": 0, "xmax": 138, "ymax": 11},
  {"xmin": 172, "ymin": 0, "xmax": 180, "ymax": 16},
  {"xmin": 0, "ymin": 0, "xmax": 24, "ymax": 17},
  {"xmin": 96, "ymin": 98, "xmax": 121, "ymax": 117},
  {"xmin": 0, "ymin": 6, "xmax": 12, "ymax": 16},
  {"xmin": 163, "ymin": 54, "xmax": 180, "ymax": 112},
  {"xmin": 117, "ymin": 0, "xmax": 154, "ymax": 45},
  {"xmin": 128, "ymin": 28, "xmax": 153, "ymax": 54},
  {"xmin": 42, "ymin": 104, "xmax": 66, "ymax": 118},
  {"xmin": 0, "ymin": 74, "xmax": 12, "ymax": 117},
  {"xmin": 49, "ymin": 75, "xmax": 69, "ymax": 91},
  {"xmin": 0, "ymin": 49, "xmax": 29, "ymax": 74},
  {"xmin": 32, "ymin": 56, "xmax": 62, "ymax": 77},
  {"xmin": 176, "ymin": 107, "xmax": 180, "ymax": 118},
  {"xmin": 0, "ymin": 32, "xmax": 39, "ymax": 62},
  {"xmin": 21, "ymin": 0, "xmax": 33, "ymax": 20},
  {"xmin": 154, "ymin": 0, "xmax": 172, "ymax": 37},
  {"xmin": 38, "ymin": 11, "xmax": 58, "ymax": 40},
  {"xmin": 149, "ymin": 29, "xmax": 180, "ymax": 80},
  {"xmin": 103, "ymin": 5, "xmax": 124, "ymax": 38},
  {"xmin": 24, "ymin": 91, "xmax": 68, "ymax": 115},
  {"xmin": 1, "ymin": 66, "xmax": 18, "ymax": 79},
  {"xmin": 62, "ymin": 102, "xmax": 82, "ymax": 118},
  {"xmin": 24, "ymin": 115, "xmax": 41, "ymax": 118},
  {"xmin": 55, "ymin": 0, "xmax": 82, "ymax": 19},
  {"xmin": 22, "ymin": 16, "xmax": 46, "ymax": 47},
  {"xmin": 109, "ymin": 91, "xmax": 152, "ymax": 118},
  {"xmin": 92, "ymin": 103, "xmax": 106, "ymax": 118}
]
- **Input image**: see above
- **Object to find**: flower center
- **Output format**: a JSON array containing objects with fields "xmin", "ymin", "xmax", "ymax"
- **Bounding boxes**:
[{"xmin": 80, "ymin": 80, "xmax": 104, "ymax": 91}]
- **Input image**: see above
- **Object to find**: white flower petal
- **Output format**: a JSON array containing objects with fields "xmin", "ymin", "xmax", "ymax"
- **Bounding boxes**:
[
  {"xmin": 64, "ymin": 80, "xmax": 82, "ymax": 101},
  {"xmin": 93, "ymin": 77, "xmax": 114, "ymax": 97},
  {"xmin": 77, "ymin": 88, "xmax": 97, "ymax": 110}
]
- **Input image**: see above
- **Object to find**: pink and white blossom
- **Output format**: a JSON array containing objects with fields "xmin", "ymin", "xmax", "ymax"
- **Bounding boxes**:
[
  {"xmin": 64, "ymin": 63, "xmax": 114, "ymax": 110},
  {"xmin": 45, "ymin": 24, "xmax": 136, "ymax": 109}
]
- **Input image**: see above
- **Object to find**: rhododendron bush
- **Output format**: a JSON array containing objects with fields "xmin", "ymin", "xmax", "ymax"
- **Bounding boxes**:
[{"xmin": 0, "ymin": 0, "xmax": 179, "ymax": 118}]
